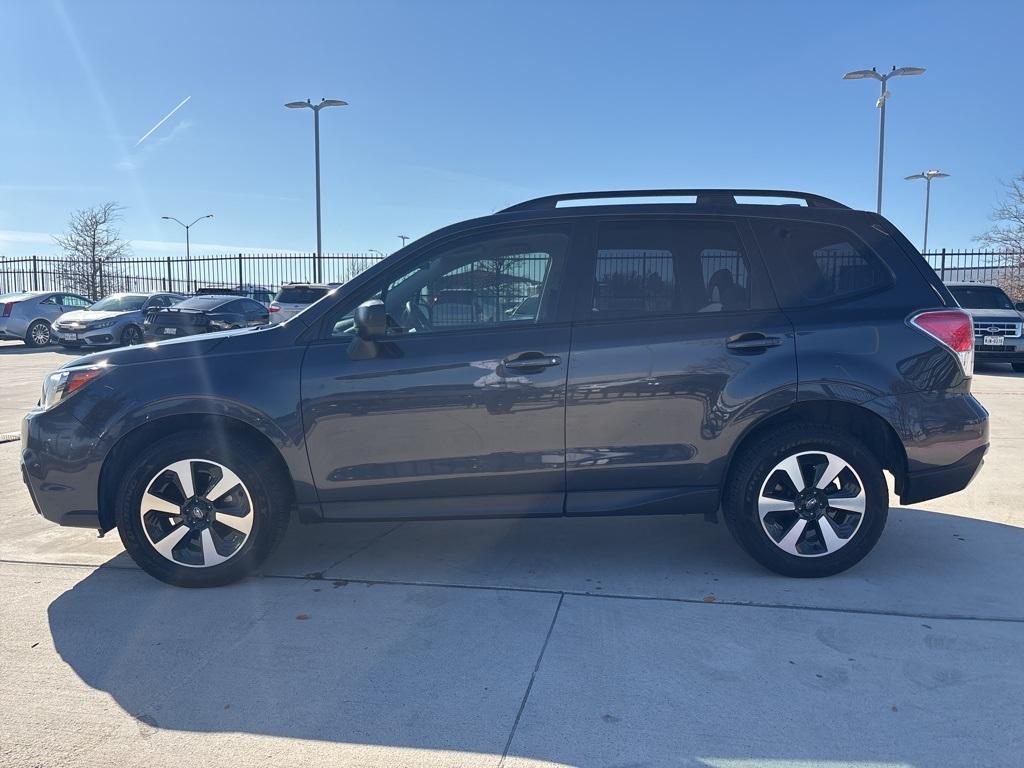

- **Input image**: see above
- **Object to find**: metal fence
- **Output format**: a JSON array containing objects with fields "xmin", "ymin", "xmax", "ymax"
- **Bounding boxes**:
[
  {"xmin": 922, "ymin": 250, "xmax": 1024, "ymax": 300},
  {"xmin": 0, "ymin": 252, "xmax": 384, "ymax": 300},
  {"xmin": 3, "ymin": 248, "xmax": 1024, "ymax": 302}
]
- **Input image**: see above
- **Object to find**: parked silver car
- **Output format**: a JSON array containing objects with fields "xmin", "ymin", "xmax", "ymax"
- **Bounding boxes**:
[
  {"xmin": 52, "ymin": 292, "xmax": 185, "ymax": 348},
  {"xmin": 268, "ymin": 283, "xmax": 333, "ymax": 323},
  {"xmin": 0, "ymin": 290, "xmax": 91, "ymax": 346}
]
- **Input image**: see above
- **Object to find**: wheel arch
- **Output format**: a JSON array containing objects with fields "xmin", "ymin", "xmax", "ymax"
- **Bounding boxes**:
[
  {"xmin": 97, "ymin": 413, "xmax": 296, "ymax": 532},
  {"xmin": 723, "ymin": 400, "xmax": 908, "ymax": 500}
]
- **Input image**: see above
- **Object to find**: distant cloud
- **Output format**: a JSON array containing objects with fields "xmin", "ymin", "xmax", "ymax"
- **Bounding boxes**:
[{"xmin": 115, "ymin": 119, "xmax": 195, "ymax": 172}]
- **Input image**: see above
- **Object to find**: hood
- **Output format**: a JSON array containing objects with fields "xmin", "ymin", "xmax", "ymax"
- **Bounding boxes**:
[
  {"xmin": 56, "ymin": 309, "xmax": 130, "ymax": 324},
  {"xmin": 958, "ymin": 307, "xmax": 1023, "ymax": 321},
  {"xmin": 60, "ymin": 324, "xmax": 280, "ymax": 370}
]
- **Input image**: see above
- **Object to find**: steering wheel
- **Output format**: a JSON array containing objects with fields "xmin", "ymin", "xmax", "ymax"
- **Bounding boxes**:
[{"xmin": 403, "ymin": 298, "xmax": 432, "ymax": 333}]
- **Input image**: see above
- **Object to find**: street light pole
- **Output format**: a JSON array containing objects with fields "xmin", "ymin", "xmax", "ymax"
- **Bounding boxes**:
[
  {"xmin": 397, "ymin": 234, "xmax": 409, "ymax": 249},
  {"xmin": 905, "ymin": 170, "xmax": 949, "ymax": 254},
  {"xmin": 161, "ymin": 214, "xmax": 213, "ymax": 293},
  {"xmin": 286, "ymin": 98, "xmax": 348, "ymax": 283},
  {"xmin": 843, "ymin": 66, "xmax": 925, "ymax": 214}
]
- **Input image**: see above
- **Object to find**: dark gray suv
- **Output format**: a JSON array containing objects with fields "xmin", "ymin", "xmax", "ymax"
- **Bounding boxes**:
[{"xmin": 21, "ymin": 190, "xmax": 989, "ymax": 587}]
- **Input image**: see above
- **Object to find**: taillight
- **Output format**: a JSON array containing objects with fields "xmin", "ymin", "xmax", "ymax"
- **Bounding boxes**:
[
  {"xmin": 910, "ymin": 309, "xmax": 974, "ymax": 377},
  {"xmin": 2, "ymin": 302, "xmax": 14, "ymax": 317}
]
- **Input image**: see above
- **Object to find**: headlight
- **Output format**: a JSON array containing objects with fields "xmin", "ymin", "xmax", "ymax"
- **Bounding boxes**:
[
  {"xmin": 87, "ymin": 319, "xmax": 117, "ymax": 330},
  {"xmin": 41, "ymin": 365, "xmax": 109, "ymax": 410}
]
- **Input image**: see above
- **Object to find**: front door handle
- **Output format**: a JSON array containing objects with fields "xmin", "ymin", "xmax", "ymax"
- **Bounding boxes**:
[
  {"xmin": 502, "ymin": 351, "xmax": 562, "ymax": 370},
  {"xmin": 726, "ymin": 332, "xmax": 783, "ymax": 353}
]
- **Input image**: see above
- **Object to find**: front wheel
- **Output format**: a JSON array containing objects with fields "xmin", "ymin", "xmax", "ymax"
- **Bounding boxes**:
[
  {"xmin": 114, "ymin": 431, "xmax": 290, "ymax": 587},
  {"xmin": 723, "ymin": 423, "xmax": 888, "ymax": 578},
  {"xmin": 120, "ymin": 324, "xmax": 144, "ymax": 346}
]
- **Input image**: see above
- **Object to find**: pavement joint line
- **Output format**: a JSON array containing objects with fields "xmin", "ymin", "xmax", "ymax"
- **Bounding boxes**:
[
  {"xmin": 296, "ymin": 521, "xmax": 406, "ymax": 578},
  {"xmin": 498, "ymin": 592, "xmax": 564, "ymax": 768},
  {"xmin": 4, "ymin": 556, "xmax": 1024, "ymax": 625}
]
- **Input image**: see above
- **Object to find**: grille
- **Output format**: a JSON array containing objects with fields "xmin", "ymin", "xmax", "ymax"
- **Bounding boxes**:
[{"xmin": 973, "ymin": 320, "xmax": 1022, "ymax": 337}]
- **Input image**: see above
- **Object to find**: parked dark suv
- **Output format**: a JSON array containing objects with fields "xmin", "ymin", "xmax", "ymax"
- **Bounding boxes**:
[{"xmin": 21, "ymin": 190, "xmax": 989, "ymax": 587}]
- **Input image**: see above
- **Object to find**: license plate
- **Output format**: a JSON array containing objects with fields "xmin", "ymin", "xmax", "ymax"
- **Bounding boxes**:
[
  {"xmin": 162, "ymin": 328, "xmax": 177, "ymax": 336},
  {"xmin": 983, "ymin": 335, "xmax": 1004, "ymax": 346}
]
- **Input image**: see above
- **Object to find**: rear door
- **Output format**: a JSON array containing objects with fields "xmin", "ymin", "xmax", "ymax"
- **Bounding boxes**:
[
  {"xmin": 300, "ymin": 221, "xmax": 576, "ymax": 519},
  {"xmin": 564, "ymin": 215, "xmax": 797, "ymax": 516}
]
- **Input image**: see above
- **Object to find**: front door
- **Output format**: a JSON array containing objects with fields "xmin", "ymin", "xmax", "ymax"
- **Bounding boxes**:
[
  {"xmin": 301, "ymin": 223, "xmax": 575, "ymax": 520},
  {"xmin": 564, "ymin": 215, "xmax": 797, "ymax": 516}
]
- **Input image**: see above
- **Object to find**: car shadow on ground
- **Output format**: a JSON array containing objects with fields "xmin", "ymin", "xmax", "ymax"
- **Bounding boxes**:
[
  {"xmin": 47, "ymin": 506, "xmax": 1024, "ymax": 765},
  {"xmin": 0, "ymin": 343, "xmax": 88, "ymax": 356}
]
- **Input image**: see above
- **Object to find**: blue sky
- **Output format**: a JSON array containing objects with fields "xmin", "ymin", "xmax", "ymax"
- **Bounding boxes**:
[{"xmin": 1, "ymin": 0, "xmax": 1021, "ymax": 261}]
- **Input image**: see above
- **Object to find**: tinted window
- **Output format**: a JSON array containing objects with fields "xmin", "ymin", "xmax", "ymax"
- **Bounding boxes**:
[
  {"xmin": 90, "ymin": 294, "xmax": 148, "ymax": 311},
  {"xmin": 174, "ymin": 295, "xmax": 233, "ymax": 310},
  {"xmin": 592, "ymin": 219, "xmax": 753, "ymax": 316},
  {"xmin": 276, "ymin": 286, "xmax": 329, "ymax": 304},
  {"xmin": 751, "ymin": 220, "xmax": 890, "ymax": 307},
  {"xmin": 327, "ymin": 228, "xmax": 568, "ymax": 337},
  {"xmin": 947, "ymin": 285, "xmax": 1014, "ymax": 310}
]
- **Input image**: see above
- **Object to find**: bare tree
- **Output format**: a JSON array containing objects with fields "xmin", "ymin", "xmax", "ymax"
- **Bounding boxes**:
[
  {"xmin": 52, "ymin": 202, "xmax": 132, "ymax": 300},
  {"xmin": 976, "ymin": 173, "xmax": 1024, "ymax": 299}
]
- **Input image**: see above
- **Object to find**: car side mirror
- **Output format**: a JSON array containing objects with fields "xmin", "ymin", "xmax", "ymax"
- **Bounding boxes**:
[
  {"xmin": 354, "ymin": 300, "xmax": 387, "ymax": 339},
  {"xmin": 348, "ymin": 300, "xmax": 387, "ymax": 360}
]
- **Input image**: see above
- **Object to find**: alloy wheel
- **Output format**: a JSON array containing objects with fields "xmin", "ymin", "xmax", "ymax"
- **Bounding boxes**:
[
  {"xmin": 30, "ymin": 322, "xmax": 50, "ymax": 346},
  {"xmin": 757, "ymin": 451, "xmax": 866, "ymax": 557},
  {"xmin": 139, "ymin": 459, "xmax": 254, "ymax": 568},
  {"xmin": 124, "ymin": 326, "xmax": 143, "ymax": 345}
]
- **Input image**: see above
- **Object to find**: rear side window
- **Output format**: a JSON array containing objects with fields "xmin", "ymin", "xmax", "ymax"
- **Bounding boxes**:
[
  {"xmin": 591, "ymin": 219, "xmax": 754, "ymax": 316},
  {"xmin": 751, "ymin": 220, "xmax": 891, "ymax": 307},
  {"xmin": 276, "ymin": 286, "xmax": 328, "ymax": 304}
]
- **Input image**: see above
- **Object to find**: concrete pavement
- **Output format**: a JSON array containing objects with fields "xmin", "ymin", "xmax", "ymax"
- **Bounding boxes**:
[{"xmin": 1, "ymin": 339, "xmax": 1023, "ymax": 766}]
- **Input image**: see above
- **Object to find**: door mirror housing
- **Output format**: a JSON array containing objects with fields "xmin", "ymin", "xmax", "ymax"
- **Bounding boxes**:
[
  {"xmin": 348, "ymin": 300, "xmax": 387, "ymax": 360},
  {"xmin": 354, "ymin": 300, "xmax": 387, "ymax": 339}
]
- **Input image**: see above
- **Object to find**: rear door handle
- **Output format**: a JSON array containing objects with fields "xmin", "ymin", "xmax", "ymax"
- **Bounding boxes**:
[
  {"xmin": 726, "ymin": 332, "xmax": 783, "ymax": 353},
  {"xmin": 502, "ymin": 351, "xmax": 562, "ymax": 370}
]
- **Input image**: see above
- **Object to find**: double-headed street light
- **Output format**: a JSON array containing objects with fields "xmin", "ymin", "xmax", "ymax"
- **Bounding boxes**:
[
  {"xmin": 843, "ymin": 66, "xmax": 926, "ymax": 214},
  {"xmin": 161, "ymin": 213, "xmax": 213, "ymax": 292},
  {"xmin": 905, "ymin": 170, "xmax": 949, "ymax": 254},
  {"xmin": 397, "ymin": 234, "xmax": 409, "ymax": 248},
  {"xmin": 286, "ymin": 98, "xmax": 348, "ymax": 282}
]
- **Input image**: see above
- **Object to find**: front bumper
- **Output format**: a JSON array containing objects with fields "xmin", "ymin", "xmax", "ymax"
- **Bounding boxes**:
[
  {"xmin": 20, "ymin": 407, "xmax": 104, "ymax": 529},
  {"xmin": 52, "ymin": 328, "xmax": 116, "ymax": 347},
  {"xmin": 975, "ymin": 336, "xmax": 1024, "ymax": 362}
]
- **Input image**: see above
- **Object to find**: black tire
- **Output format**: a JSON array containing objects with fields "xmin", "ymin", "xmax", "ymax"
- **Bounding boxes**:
[
  {"xmin": 25, "ymin": 319, "xmax": 51, "ymax": 347},
  {"xmin": 114, "ymin": 430, "xmax": 290, "ymax": 587},
  {"xmin": 1012, "ymin": 363, "xmax": 1024, "ymax": 373},
  {"xmin": 723, "ymin": 423, "xmax": 888, "ymax": 578},
  {"xmin": 120, "ymin": 324, "xmax": 144, "ymax": 346}
]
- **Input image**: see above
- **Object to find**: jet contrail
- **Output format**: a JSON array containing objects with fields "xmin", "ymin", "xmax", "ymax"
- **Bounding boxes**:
[{"xmin": 135, "ymin": 96, "xmax": 191, "ymax": 146}]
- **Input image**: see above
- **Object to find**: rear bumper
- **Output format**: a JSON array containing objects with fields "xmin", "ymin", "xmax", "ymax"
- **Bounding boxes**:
[{"xmin": 900, "ymin": 443, "xmax": 988, "ymax": 505}]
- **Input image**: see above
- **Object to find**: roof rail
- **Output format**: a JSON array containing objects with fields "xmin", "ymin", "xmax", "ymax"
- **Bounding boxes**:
[{"xmin": 499, "ymin": 189, "xmax": 849, "ymax": 213}]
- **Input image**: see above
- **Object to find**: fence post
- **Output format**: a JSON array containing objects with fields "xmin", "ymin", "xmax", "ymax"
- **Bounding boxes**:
[
  {"xmin": 32, "ymin": 255, "xmax": 39, "ymax": 291},
  {"xmin": 166, "ymin": 256, "xmax": 172, "ymax": 292},
  {"xmin": 238, "ymin": 253, "xmax": 243, "ymax": 289},
  {"xmin": 939, "ymin": 248, "xmax": 946, "ymax": 281}
]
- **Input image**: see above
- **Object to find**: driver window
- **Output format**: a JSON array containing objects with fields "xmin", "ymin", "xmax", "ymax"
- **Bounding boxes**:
[{"xmin": 328, "ymin": 228, "xmax": 568, "ymax": 337}]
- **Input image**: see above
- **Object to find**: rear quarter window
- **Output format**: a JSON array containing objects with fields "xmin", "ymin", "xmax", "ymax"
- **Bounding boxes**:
[{"xmin": 750, "ymin": 219, "xmax": 892, "ymax": 308}]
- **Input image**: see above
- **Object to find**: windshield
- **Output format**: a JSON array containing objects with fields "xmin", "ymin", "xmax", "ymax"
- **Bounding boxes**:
[
  {"xmin": 88, "ymin": 294, "xmax": 149, "ymax": 312},
  {"xmin": 275, "ymin": 286, "xmax": 329, "ymax": 304},
  {"xmin": 949, "ymin": 285, "xmax": 1014, "ymax": 310}
]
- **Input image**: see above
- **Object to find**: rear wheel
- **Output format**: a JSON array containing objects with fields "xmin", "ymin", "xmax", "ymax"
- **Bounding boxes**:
[
  {"xmin": 25, "ymin": 320, "xmax": 51, "ymax": 347},
  {"xmin": 114, "ymin": 431, "xmax": 290, "ymax": 587},
  {"xmin": 723, "ymin": 423, "xmax": 888, "ymax": 577}
]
